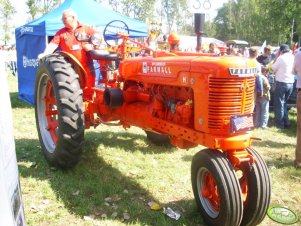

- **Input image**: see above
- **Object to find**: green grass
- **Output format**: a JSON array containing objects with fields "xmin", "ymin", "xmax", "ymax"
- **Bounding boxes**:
[{"xmin": 7, "ymin": 74, "xmax": 301, "ymax": 226}]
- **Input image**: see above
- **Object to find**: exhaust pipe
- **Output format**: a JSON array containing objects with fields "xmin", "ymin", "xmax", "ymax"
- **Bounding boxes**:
[{"xmin": 194, "ymin": 13, "xmax": 205, "ymax": 52}]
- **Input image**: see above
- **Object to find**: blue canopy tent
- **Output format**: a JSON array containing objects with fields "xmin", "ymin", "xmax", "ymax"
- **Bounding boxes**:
[{"xmin": 15, "ymin": 0, "xmax": 147, "ymax": 105}]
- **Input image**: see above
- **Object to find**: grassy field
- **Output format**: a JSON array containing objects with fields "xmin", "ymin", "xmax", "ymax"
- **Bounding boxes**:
[{"xmin": 7, "ymin": 74, "xmax": 301, "ymax": 226}]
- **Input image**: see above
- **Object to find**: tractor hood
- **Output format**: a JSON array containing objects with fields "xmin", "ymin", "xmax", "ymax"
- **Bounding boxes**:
[{"xmin": 119, "ymin": 54, "xmax": 256, "ymax": 83}]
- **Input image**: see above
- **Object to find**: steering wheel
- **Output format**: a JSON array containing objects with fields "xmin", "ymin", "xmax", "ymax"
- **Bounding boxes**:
[{"xmin": 103, "ymin": 20, "xmax": 130, "ymax": 46}]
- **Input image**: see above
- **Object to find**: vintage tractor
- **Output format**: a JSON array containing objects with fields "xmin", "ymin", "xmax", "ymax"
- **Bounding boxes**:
[{"xmin": 34, "ymin": 20, "xmax": 271, "ymax": 226}]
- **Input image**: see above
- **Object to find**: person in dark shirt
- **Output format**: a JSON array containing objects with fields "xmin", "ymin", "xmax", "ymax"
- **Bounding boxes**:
[{"xmin": 257, "ymin": 45, "xmax": 272, "ymax": 66}]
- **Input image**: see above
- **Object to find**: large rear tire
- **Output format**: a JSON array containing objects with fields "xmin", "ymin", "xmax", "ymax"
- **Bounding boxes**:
[
  {"xmin": 239, "ymin": 147, "xmax": 271, "ymax": 226},
  {"xmin": 35, "ymin": 53, "xmax": 85, "ymax": 168},
  {"xmin": 191, "ymin": 149, "xmax": 243, "ymax": 226}
]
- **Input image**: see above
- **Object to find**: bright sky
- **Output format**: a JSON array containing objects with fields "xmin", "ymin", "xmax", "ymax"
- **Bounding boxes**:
[
  {"xmin": 10, "ymin": 0, "xmax": 29, "ymax": 27},
  {"xmin": 188, "ymin": 0, "xmax": 228, "ymax": 21}
]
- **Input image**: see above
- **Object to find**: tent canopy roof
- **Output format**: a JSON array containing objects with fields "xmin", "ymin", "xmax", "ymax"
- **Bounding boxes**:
[{"xmin": 17, "ymin": 0, "xmax": 147, "ymax": 37}]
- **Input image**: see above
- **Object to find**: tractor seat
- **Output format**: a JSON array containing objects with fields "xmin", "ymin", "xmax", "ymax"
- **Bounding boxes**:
[{"xmin": 88, "ymin": 50, "xmax": 120, "ymax": 61}]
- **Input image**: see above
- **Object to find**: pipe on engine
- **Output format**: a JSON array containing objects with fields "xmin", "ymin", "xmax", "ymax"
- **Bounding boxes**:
[
  {"xmin": 194, "ymin": 13, "xmax": 205, "ymax": 52},
  {"xmin": 104, "ymin": 88, "xmax": 124, "ymax": 109}
]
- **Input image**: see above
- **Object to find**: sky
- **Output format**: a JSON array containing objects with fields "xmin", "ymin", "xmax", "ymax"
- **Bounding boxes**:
[
  {"xmin": 189, "ymin": 0, "xmax": 228, "ymax": 21},
  {"xmin": 10, "ymin": 0, "xmax": 29, "ymax": 27}
]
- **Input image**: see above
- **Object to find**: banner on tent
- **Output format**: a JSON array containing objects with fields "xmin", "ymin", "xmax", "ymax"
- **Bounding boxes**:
[{"xmin": 16, "ymin": 32, "xmax": 46, "ymax": 104}]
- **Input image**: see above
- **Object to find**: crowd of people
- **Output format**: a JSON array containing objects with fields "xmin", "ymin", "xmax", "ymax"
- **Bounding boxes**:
[{"xmin": 247, "ymin": 43, "xmax": 300, "ymax": 169}]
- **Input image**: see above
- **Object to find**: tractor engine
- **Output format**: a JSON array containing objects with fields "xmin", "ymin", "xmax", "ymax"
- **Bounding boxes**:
[{"xmin": 151, "ymin": 85, "xmax": 193, "ymax": 127}]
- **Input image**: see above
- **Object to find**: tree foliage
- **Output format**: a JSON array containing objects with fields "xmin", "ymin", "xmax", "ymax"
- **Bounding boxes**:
[
  {"xmin": 0, "ymin": 0, "xmax": 16, "ymax": 45},
  {"xmin": 214, "ymin": 0, "xmax": 301, "ymax": 46},
  {"xmin": 121, "ymin": 0, "xmax": 155, "ymax": 21},
  {"xmin": 161, "ymin": 0, "xmax": 187, "ymax": 33},
  {"xmin": 26, "ymin": 0, "xmax": 39, "ymax": 20},
  {"xmin": 25, "ymin": 0, "xmax": 60, "ymax": 21}
]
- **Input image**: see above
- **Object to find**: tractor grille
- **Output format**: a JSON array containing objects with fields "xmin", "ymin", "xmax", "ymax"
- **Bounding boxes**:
[{"xmin": 208, "ymin": 77, "xmax": 255, "ymax": 129}]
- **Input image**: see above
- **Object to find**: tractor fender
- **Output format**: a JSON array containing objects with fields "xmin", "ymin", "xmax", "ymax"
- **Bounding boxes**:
[{"xmin": 58, "ymin": 51, "xmax": 88, "ymax": 89}]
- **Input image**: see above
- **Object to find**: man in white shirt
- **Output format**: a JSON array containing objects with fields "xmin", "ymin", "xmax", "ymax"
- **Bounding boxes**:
[
  {"xmin": 271, "ymin": 44, "xmax": 295, "ymax": 129},
  {"xmin": 293, "ymin": 50, "xmax": 301, "ymax": 169}
]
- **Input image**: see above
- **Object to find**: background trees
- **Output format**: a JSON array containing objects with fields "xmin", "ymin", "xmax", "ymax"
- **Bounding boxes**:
[
  {"xmin": 0, "ymin": 0, "xmax": 16, "ymax": 45},
  {"xmin": 26, "ymin": 0, "xmax": 61, "ymax": 20},
  {"xmin": 215, "ymin": 0, "xmax": 301, "ymax": 46},
  {"xmin": 95, "ymin": 0, "xmax": 301, "ymax": 46},
  {"xmin": 1, "ymin": 0, "xmax": 301, "ymax": 46}
]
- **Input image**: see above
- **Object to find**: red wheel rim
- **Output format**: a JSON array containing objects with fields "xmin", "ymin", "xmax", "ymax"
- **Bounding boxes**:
[
  {"xmin": 44, "ymin": 80, "xmax": 58, "ymax": 144},
  {"xmin": 201, "ymin": 171, "xmax": 220, "ymax": 211}
]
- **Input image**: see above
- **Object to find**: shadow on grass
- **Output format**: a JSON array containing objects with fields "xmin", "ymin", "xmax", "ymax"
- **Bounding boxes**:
[
  {"xmin": 253, "ymin": 138, "xmax": 295, "ymax": 150},
  {"xmin": 86, "ymin": 130, "xmax": 177, "ymax": 154},
  {"xmin": 15, "ymin": 132, "xmax": 203, "ymax": 226},
  {"xmin": 267, "ymin": 111, "xmax": 297, "ymax": 137},
  {"xmin": 9, "ymin": 92, "xmax": 33, "ymax": 109}
]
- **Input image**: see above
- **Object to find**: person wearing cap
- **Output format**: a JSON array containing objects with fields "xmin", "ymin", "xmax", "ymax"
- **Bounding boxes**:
[
  {"xmin": 293, "ymin": 50, "xmax": 301, "ymax": 169},
  {"xmin": 168, "ymin": 33, "xmax": 180, "ymax": 52},
  {"xmin": 271, "ymin": 44, "xmax": 295, "ymax": 129}
]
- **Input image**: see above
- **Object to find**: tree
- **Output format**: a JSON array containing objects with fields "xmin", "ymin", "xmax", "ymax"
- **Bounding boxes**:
[
  {"xmin": 38, "ymin": 0, "xmax": 60, "ymax": 14},
  {"xmin": 26, "ymin": 0, "xmax": 40, "ymax": 20},
  {"xmin": 121, "ymin": 0, "xmax": 155, "ymax": 21},
  {"xmin": 0, "ymin": 0, "xmax": 16, "ymax": 45},
  {"xmin": 25, "ymin": 0, "xmax": 60, "ymax": 20},
  {"xmin": 213, "ymin": 0, "xmax": 301, "ymax": 46},
  {"xmin": 161, "ymin": 0, "xmax": 186, "ymax": 33},
  {"xmin": 214, "ymin": 4, "xmax": 233, "ymax": 41}
]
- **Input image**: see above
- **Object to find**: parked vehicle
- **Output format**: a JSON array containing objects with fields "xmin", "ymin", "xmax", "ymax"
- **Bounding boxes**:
[
  {"xmin": 34, "ymin": 20, "xmax": 270, "ymax": 226},
  {"xmin": 226, "ymin": 40, "xmax": 249, "ymax": 49}
]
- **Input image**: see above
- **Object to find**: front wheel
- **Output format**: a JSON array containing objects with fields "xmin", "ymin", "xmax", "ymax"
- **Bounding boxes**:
[
  {"xmin": 191, "ymin": 149, "xmax": 243, "ymax": 226},
  {"xmin": 239, "ymin": 147, "xmax": 271, "ymax": 226},
  {"xmin": 34, "ymin": 53, "xmax": 85, "ymax": 168}
]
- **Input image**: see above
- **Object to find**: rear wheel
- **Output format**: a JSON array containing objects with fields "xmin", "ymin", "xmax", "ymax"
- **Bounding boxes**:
[
  {"xmin": 239, "ymin": 147, "xmax": 271, "ymax": 226},
  {"xmin": 191, "ymin": 149, "xmax": 243, "ymax": 226},
  {"xmin": 35, "ymin": 53, "xmax": 85, "ymax": 168}
]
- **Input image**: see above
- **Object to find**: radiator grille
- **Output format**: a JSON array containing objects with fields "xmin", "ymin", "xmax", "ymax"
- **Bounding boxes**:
[{"xmin": 208, "ymin": 77, "xmax": 255, "ymax": 129}]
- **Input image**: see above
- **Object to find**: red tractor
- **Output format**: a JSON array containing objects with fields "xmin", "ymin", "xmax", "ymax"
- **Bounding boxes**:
[{"xmin": 34, "ymin": 20, "xmax": 271, "ymax": 226}]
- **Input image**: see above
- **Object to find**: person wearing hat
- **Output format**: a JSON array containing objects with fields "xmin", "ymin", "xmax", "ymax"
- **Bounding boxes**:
[
  {"xmin": 271, "ymin": 44, "xmax": 295, "ymax": 129},
  {"xmin": 293, "ymin": 49, "xmax": 301, "ymax": 169},
  {"xmin": 168, "ymin": 33, "xmax": 180, "ymax": 52}
]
